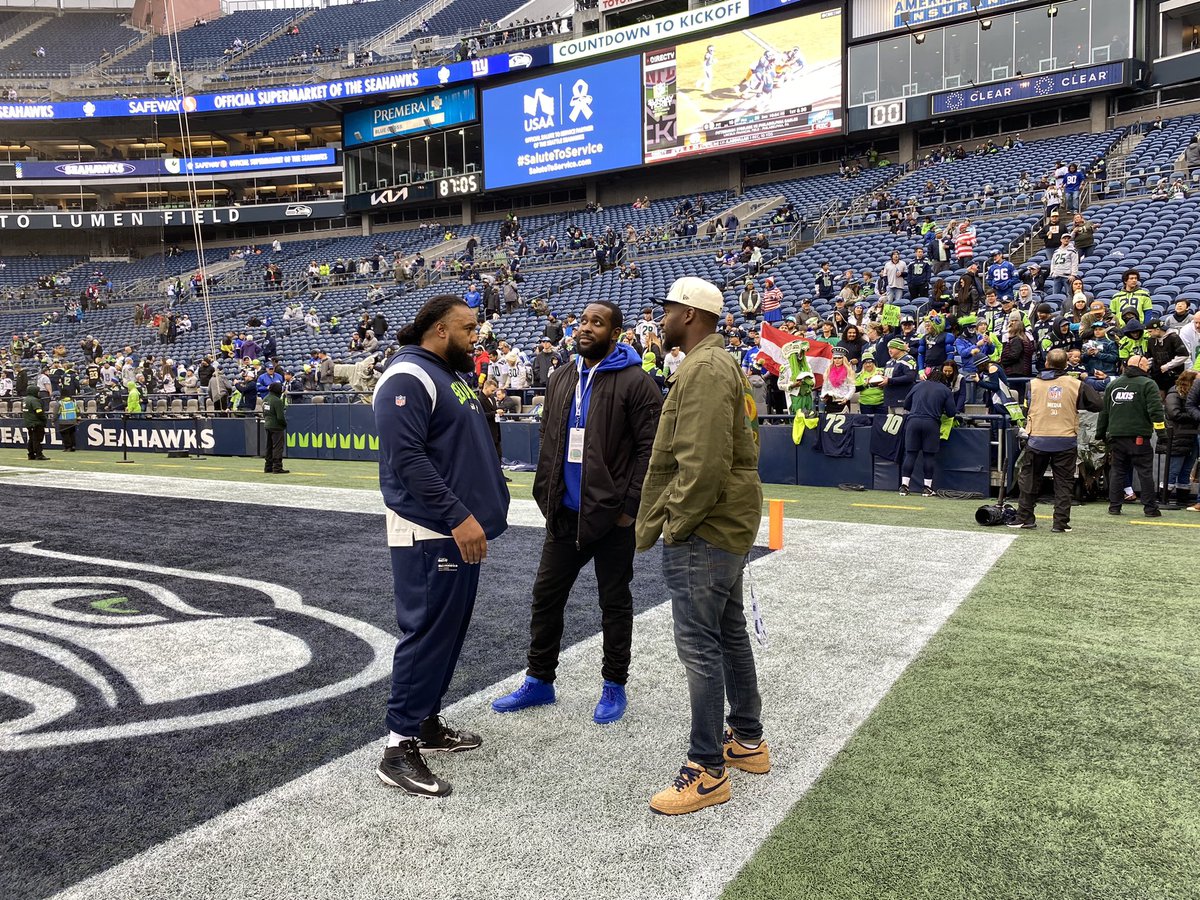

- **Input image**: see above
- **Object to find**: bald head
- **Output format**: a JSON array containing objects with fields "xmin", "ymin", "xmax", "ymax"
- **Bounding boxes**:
[
  {"xmin": 1045, "ymin": 348, "xmax": 1068, "ymax": 370},
  {"xmin": 1126, "ymin": 354, "xmax": 1150, "ymax": 371}
]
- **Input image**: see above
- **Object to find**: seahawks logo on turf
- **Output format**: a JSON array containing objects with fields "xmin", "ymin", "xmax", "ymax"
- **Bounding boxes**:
[{"xmin": 0, "ymin": 542, "xmax": 395, "ymax": 751}]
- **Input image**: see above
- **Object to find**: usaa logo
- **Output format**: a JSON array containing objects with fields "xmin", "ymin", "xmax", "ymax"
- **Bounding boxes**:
[{"xmin": 0, "ymin": 542, "xmax": 395, "ymax": 751}]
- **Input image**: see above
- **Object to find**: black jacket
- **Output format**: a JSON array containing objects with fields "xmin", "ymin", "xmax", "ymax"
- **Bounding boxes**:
[
  {"xmin": 533, "ymin": 359, "xmax": 662, "ymax": 546},
  {"xmin": 1165, "ymin": 385, "xmax": 1199, "ymax": 456}
]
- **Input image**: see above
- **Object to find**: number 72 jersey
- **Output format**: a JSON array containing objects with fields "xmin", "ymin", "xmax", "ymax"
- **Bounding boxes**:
[{"xmin": 812, "ymin": 412, "xmax": 874, "ymax": 458}]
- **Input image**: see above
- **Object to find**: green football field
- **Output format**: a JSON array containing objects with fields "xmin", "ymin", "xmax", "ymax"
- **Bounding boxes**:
[{"xmin": 4, "ymin": 448, "xmax": 1198, "ymax": 899}]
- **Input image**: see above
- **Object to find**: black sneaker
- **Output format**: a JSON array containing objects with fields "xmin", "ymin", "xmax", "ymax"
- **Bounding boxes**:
[
  {"xmin": 1143, "ymin": 508, "xmax": 1163, "ymax": 518},
  {"xmin": 1006, "ymin": 521, "xmax": 1036, "ymax": 529},
  {"xmin": 418, "ymin": 715, "xmax": 482, "ymax": 753},
  {"xmin": 1107, "ymin": 507, "xmax": 1122, "ymax": 516},
  {"xmin": 1051, "ymin": 524, "xmax": 1073, "ymax": 533},
  {"xmin": 921, "ymin": 487, "xmax": 937, "ymax": 498},
  {"xmin": 376, "ymin": 740, "xmax": 452, "ymax": 798},
  {"xmin": 898, "ymin": 485, "xmax": 911, "ymax": 497}
]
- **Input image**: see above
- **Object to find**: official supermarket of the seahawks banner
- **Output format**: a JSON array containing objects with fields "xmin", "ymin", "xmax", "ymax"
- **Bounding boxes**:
[
  {"xmin": 0, "ymin": 0, "xmax": 800, "ymax": 122},
  {"xmin": 0, "ymin": 199, "xmax": 344, "ymax": 230}
]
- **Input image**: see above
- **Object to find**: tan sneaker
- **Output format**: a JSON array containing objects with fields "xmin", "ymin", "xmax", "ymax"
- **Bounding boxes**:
[
  {"xmin": 649, "ymin": 761, "xmax": 730, "ymax": 815},
  {"xmin": 723, "ymin": 729, "xmax": 771, "ymax": 774}
]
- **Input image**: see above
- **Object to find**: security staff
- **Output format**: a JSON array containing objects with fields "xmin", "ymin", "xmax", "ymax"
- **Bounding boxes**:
[
  {"xmin": 1097, "ymin": 354, "xmax": 1165, "ymax": 517},
  {"xmin": 1009, "ymin": 348, "xmax": 1103, "ymax": 532},
  {"xmin": 262, "ymin": 381, "xmax": 288, "ymax": 474},
  {"xmin": 492, "ymin": 300, "xmax": 661, "ymax": 724},
  {"xmin": 372, "ymin": 295, "xmax": 510, "ymax": 799},
  {"xmin": 23, "ymin": 381, "xmax": 48, "ymax": 460}
]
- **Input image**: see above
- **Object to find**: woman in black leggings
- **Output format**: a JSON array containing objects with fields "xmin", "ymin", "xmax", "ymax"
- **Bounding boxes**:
[{"xmin": 899, "ymin": 369, "xmax": 959, "ymax": 497}]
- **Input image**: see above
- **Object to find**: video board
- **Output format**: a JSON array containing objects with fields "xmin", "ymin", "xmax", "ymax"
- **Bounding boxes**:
[
  {"xmin": 343, "ymin": 86, "xmax": 477, "ymax": 149},
  {"xmin": 643, "ymin": 7, "xmax": 842, "ymax": 163},
  {"xmin": 481, "ymin": 56, "xmax": 643, "ymax": 190}
]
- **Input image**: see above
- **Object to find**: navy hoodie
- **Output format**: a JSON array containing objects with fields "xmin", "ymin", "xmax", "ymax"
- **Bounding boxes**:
[
  {"xmin": 373, "ymin": 345, "xmax": 510, "ymax": 539},
  {"xmin": 562, "ymin": 342, "xmax": 642, "ymax": 511}
]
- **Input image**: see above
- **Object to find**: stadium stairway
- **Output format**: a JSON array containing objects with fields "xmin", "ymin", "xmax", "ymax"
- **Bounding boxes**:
[{"xmin": 0, "ymin": 12, "xmax": 48, "ymax": 51}]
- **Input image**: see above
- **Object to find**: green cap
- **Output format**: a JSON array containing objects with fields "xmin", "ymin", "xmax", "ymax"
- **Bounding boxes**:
[{"xmin": 887, "ymin": 338, "xmax": 907, "ymax": 351}]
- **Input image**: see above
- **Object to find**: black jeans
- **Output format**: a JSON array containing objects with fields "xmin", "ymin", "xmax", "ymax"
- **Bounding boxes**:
[
  {"xmin": 264, "ymin": 428, "xmax": 286, "ymax": 472},
  {"xmin": 60, "ymin": 424, "xmax": 76, "ymax": 451},
  {"xmin": 1108, "ymin": 435, "xmax": 1157, "ymax": 512},
  {"xmin": 527, "ymin": 507, "xmax": 635, "ymax": 685},
  {"xmin": 1016, "ymin": 447, "xmax": 1076, "ymax": 528}
]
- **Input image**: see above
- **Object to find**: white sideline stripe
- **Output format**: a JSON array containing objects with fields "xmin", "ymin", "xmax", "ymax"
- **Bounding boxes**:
[
  {"xmin": 54, "ymin": 519, "xmax": 1012, "ymax": 900},
  {"xmin": 0, "ymin": 467, "xmax": 549, "ymax": 527}
]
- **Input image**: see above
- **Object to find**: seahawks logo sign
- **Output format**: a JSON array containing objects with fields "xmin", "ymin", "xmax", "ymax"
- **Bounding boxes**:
[{"xmin": 0, "ymin": 542, "xmax": 395, "ymax": 751}]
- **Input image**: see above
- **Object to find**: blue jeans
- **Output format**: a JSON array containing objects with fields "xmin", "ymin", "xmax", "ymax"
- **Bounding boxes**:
[
  {"xmin": 662, "ymin": 534, "xmax": 762, "ymax": 768},
  {"xmin": 1168, "ymin": 436, "xmax": 1198, "ymax": 489}
]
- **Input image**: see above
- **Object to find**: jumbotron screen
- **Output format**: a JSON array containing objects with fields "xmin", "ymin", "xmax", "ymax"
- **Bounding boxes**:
[{"xmin": 643, "ymin": 7, "xmax": 843, "ymax": 163}]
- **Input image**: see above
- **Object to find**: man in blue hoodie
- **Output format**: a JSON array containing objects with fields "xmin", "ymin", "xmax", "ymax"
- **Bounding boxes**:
[
  {"xmin": 372, "ymin": 295, "xmax": 510, "ymax": 800},
  {"xmin": 492, "ymin": 301, "xmax": 662, "ymax": 724},
  {"xmin": 985, "ymin": 249, "xmax": 1020, "ymax": 303}
]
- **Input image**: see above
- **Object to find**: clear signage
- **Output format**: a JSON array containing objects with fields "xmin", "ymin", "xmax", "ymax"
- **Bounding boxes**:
[
  {"xmin": 0, "ymin": 199, "xmax": 345, "ymax": 230},
  {"xmin": 931, "ymin": 62, "xmax": 1127, "ymax": 115},
  {"xmin": 482, "ymin": 56, "xmax": 643, "ymax": 190},
  {"xmin": 642, "ymin": 7, "xmax": 842, "ymax": 163},
  {"xmin": 9, "ymin": 149, "xmax": 337, "ymax": 180},
  {"xmin": 0, "ymin": 49, "xmax": 549, "ymax": 122},
  {"xmin": 343, "ymin": 86, "xmax": 477, "ymax": 149}
]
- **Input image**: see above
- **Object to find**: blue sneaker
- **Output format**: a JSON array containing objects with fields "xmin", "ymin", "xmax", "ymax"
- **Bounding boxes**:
[
  {"xmin": 491, "ymin": 676, "xmax": 555, "ymax": 713},
  {"xmin": 593, "ymin": 680, "xmax": 627, "ymax": 724}
]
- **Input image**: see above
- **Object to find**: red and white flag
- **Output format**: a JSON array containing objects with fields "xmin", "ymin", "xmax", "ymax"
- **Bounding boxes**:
[{"xmin": 755, "ymin": 323, "xmax": 834, "ymax": 387}]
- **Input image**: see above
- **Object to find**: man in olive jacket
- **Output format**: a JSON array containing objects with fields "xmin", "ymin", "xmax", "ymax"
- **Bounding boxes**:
[
  {"xmin": 492, "ymin": 300, "xmax": 661, "ymax": 725},
  {"xmin": 23, "ymin": 382, "xmax": 48, "ymax": 460},
  {"xmin": 262, "ymin": 381, "xmax": 289, "ymax": 474},
  {"xmin": 636, "ymin": 277, "xmax": 767, "ymax": 817}
]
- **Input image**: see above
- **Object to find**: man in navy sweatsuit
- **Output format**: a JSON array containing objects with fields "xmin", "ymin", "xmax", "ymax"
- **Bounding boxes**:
[{"xmin": 372, "ymin": 295, "xmax": 510, "ymax": 799}]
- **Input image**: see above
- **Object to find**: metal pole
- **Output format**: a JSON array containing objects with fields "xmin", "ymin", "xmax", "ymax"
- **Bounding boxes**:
[{"xmin": 115, "ymin": 412, "xmax": 135, "ymax": 464}]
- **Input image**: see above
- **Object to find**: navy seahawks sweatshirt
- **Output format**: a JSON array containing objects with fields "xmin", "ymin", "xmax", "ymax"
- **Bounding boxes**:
[{"xmin": 373, "ymin": 345, "xmax": 510, "ymax": 539}]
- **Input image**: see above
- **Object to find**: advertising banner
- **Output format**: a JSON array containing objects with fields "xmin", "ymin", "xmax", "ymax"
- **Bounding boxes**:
[
  {"xmin": 0, "ymin": 417, "xmax": 257, "ymax": 454},
  {"xmin": 9, "ymin": 149, "xmax": 337, "ymax": 181},
  {"xmin": 851, "ymin": 0, "xmax": 1026, "ymax": 40},
  {"xmin": 930, "ymin": 62, "xmax": 1127, "ymax": 115},
  {"xmin": 0, "ymin": 48, "xmax": 550, "ymax": 122},
  {"xmin": 643, "ymin": 7, "xmax": 843, "ymax": 163},
  {"xmin": 0, "ymin": 199, "xmax": 345, "ymax": 230},
  {"xmin": 552, "ymin": 0, "xmax": 750, "ymax": 64},
  {"xmin": 343, "ymin": 86, "xmax": 477, "ymax": 149},
  {"xmin": 482, "ymin": 55, "xmax": 643, "ymax": 190}
]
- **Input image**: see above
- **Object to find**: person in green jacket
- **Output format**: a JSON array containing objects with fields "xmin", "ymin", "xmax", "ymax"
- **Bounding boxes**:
[
  {"xmin": 1097, "ymin": 354, "xmax": 1166, "ymax": 517},
  {"xmin": 856, "ymin": 357, "xmax": 886, "ymax": 413},
  {"xmin": 125, "ymin": 379, "xmax": 143, "ymax": 414},
  {"xmin": 636, "ymin": 277, "xmax": 766, "ymax": 817},
  {"xmin": 262, "ymin": 381, "xmax": 289, "ymax": 474},
  {"xmin": 23, "ymin": 383, "xmax": 48, "ymax": 460},
  {"xmin": 1108, "ymin": 270, "xmax": 1152, "ymax": 326}
]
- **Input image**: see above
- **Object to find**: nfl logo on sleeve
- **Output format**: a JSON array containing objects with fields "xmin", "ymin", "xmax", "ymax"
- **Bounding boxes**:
[{"xmin": 395, "ymin": 395, "xmax": 406, "ymax": 407}]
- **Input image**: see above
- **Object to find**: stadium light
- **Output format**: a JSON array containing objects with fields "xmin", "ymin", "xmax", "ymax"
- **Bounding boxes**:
[
  {"xmin": 1047, "ymin": 5, "xmax": 1059, "ymax": 16},
  {"xmin": 900, "ymin": 12, "xmax": 926, "ymax": 44},
  {"xmin": 971, "ymin": 1, "xmax": 993, "ymax": 29}
]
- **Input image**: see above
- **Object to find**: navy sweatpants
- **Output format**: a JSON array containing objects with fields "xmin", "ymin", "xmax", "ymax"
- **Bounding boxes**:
[{"xmin": 386, "ymin": 538, "xmax": 480, "ymax": 736}]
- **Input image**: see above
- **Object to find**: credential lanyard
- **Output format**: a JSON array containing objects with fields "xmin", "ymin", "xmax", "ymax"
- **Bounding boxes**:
[{"xmin": 574, "ymin": 357, "xmax": 596, "ymax": 427}]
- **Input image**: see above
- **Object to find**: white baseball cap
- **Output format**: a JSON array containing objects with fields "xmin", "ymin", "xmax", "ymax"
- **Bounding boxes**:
[{"xmin": 658, "ymin": 276, "xmax": 724, "ymax": 317}]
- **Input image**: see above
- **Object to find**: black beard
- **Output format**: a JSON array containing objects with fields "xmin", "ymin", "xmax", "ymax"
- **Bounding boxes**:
[
  {"xmin": 446, "ymin": 346, "xmax": 474, "ymax": 373},
  {"xmin": 578, "ymin": 340, "xmax": 611, "ymax": 362}
]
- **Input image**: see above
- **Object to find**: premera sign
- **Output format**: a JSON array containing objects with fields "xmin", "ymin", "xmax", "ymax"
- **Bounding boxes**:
[{"xmin": 343, "ymin": 86, "xmax": 477, "ymax": 149}]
